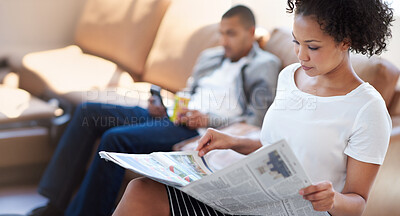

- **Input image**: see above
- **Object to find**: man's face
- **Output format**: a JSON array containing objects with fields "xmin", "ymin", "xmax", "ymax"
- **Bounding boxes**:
[{"xmin": 219, "ymin": 16, "xmax": 255, "ymax": 62}]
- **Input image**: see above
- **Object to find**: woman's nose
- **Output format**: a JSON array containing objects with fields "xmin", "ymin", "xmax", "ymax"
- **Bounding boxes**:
[{"xmin": 297, "ymin": 46, "xmax": 309, "ymax": 62}]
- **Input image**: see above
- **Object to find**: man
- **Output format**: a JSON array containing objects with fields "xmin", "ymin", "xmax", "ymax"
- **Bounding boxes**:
[{"xmin": 28, "ymin": 5, "xmax": 281, "ymax": 216}]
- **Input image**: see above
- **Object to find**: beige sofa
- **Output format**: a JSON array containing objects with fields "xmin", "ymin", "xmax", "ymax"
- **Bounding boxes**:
[
  {"xmin": 1, "ymin": 0, "xmax": 227, "ymax": 185},
  {"xmin": 20, "ymin": 0, "xmax": 400, "ymax": 111},
  {"xmin": 20, "ymin": 0, "xmax": 227, "ymax": 107},
  {"xmin": 2, "ymin": 0, "xmax": 400, "ymax": 214}
]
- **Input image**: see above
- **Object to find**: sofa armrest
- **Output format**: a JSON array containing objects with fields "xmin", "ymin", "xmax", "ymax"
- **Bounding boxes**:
[{"xmin": 0, "ymin": 85, "xmax": 62, "ymax": 124}]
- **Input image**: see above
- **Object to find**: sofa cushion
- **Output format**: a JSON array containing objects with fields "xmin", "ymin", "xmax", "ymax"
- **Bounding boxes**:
[
  {"xmin": 173, "ymin": 123, "xmax": 260, "ymax": 170},
  {"xmin": 74, "ymin": 0, "xmax": 171, "ymax": 77},
  {"xmin": 142, "ymin": 0, "xmax": 231, "ymax": 92},
  {"xmin": 264, "ymin": 27, "xmax": 400, "ymax": 105},
  {"xmin": 21, "ymin": 45, "xmax": 134, "ymax": 98}
]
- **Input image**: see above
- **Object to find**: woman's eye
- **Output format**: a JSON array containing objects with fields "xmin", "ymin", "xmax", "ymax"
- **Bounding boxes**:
[
  {"xmin": 308, "ymin": 46, "xmax": 319, "ymax": 51},
  {"xmin": 292, "ymin": 39, "xmax": 319, "ymax": 50}
]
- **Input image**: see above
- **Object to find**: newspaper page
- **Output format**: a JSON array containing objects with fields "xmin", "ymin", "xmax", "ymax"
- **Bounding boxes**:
[
  {"xmin": 100, "ymin": 140, "xmax": 330, "ymax": 216},
  {"xmin": 181, "ymin": 140, "xmax": 329, "ymax": 216},
  {"xmin": 99, "ymin": 151, "xmax": 213, "ymax": 187}
]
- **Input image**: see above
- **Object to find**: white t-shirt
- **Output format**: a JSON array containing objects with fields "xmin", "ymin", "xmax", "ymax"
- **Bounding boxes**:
[
  {"xmin": 260, "ymin": 63, "xmax": 392, "ymax": 192},
  {"xmin": 188, "ymin": 57, "xmax": 247, "ymax": 118}
]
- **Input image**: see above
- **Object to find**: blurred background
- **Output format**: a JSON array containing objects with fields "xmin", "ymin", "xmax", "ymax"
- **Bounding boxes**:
[
  {"xmin": 0, "ymin": 0, "xmax": 399, "ymax": 70},
  {"xmin": 0, "ymin": 0, "xmax": 399, "ymax": 215}
]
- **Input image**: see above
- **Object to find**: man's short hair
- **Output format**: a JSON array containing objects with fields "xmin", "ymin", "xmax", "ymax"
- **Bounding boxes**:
[{"xmin": 222, "ymin": 5, "xmax": 256, "ymax": 28}]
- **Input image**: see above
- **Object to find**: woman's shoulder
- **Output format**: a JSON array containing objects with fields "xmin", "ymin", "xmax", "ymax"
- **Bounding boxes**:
[
  {"xmin": 354, "ymin": 83, "xmax": 386, "ymax": 105},
  {"xmin": 350, "ymin": 83, "xmax": 390, "ymax": 122}
]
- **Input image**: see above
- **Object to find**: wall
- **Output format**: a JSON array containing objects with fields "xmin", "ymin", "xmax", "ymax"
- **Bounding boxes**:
[
  {"xmin": 382, "ymin": 18, "xmax": 400, "ymax": 70},
  {"xmin": 0, "ymin": 0, "xmax": 86, "ymax": 68}
]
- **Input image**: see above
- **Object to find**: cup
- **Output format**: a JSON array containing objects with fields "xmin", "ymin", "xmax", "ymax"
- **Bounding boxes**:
[{"xmin": 170, "ymin": 91, "xmax": 191, "ymax": 122}]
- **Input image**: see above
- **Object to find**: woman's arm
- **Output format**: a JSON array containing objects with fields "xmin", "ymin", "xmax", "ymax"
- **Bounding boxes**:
[
  {"xmin": 300, "ymin": 157, "xmax": 380, "ymax": 216},
  {"xmin": 196, "ymin": 128, "xmax": 262, "ymax": 156}
]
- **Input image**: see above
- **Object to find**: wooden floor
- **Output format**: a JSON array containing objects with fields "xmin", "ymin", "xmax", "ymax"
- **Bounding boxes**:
[{"xmin": 0, "ymin": 185, "xmax": 47, "ymax": 215}]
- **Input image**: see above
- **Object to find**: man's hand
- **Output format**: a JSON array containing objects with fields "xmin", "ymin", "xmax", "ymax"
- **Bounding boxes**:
[
  {"xmin": 300, "ymin": 181, "xmax": 336, "ymax": 212},
  {"xmin": 175, "ymin": 108, "xmax": 209, "ymax": 129},
  {"xmin": 148, "ymin": 96, "xmax": 167, "ymax": 118}
]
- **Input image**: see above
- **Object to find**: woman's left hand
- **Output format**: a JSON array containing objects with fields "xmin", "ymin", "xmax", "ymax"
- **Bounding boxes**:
[{"xmin": 300, "ymin": 181, "xmax": 336, "ymax": 212}]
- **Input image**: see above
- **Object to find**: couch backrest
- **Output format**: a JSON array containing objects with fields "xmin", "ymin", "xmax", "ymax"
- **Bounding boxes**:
[
  {"xmin": 141, "ymin": 0, "xmax": 230, "ymax": 92},
  {"xmin": 351, "ymin": 54, "xmax": 400, "ymax": 106},
  {"xmin": 74, "ymin": 0, "xmax": 171, "ymax": 78},
  {"xmin": 264, "ymin": 28, "xmax": 298, "ymax": 69},
  {"xmin": 264, "ymin": 27, "xmax": 400, "ymax": 106}
]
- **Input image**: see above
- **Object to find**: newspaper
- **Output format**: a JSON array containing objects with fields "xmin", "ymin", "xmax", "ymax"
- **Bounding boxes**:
[{"xmin": 99, "ymin": 140, "xmax": 330, "ymax": 216}]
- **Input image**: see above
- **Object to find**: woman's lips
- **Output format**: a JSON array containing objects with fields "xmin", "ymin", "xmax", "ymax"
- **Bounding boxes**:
[{"xmin": 302, "ymin": 65, "xmax": 313, "ymax": 71}]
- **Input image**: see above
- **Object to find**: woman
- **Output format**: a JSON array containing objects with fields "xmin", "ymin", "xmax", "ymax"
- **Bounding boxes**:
[{"xmin": 113, "ymin": 0, "xmax": 394, "ymax": 215}]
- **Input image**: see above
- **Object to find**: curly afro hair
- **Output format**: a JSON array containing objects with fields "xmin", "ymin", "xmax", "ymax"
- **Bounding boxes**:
[{"xmin": 286, "ymin": 0, "xmax": 394, "ymax": 56}]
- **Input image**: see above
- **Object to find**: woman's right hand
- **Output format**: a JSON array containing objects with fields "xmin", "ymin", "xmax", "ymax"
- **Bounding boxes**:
[
  {"xmin": 196, "ymin": 128, "xmax": 263, "ymax": 157},
  {"xmin": 196, "ymin": 128, "xmax": 238, "ymax": 157}
]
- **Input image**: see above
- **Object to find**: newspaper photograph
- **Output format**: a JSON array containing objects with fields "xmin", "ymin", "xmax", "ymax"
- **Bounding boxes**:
[{"xmin": 151, "ymin": 151, "xmax": 214, "ymax": 181}]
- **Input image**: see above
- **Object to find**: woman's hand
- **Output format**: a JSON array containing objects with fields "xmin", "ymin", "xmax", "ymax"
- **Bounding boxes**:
[
  {"xmin": 196, "ymin": 128, "xmax": 238, "ymax": 156},
  {"xmin": 300, "ymin": 181, "xmax": 336, "ymax": 212},
  {"xmin": 195, "ymin": 128, "xmax": 262, "ymax": 156},
  {"xmin": 175, "ymin": 108, "xmax": 209, "ymax": 129}
]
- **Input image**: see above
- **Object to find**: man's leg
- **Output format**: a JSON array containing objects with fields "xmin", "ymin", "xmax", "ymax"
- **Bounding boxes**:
[
  {"xmin": 64, "ymin": 118, "xmax": 198, "ymax": 216},
  {"xmin": 37, "ymin": 102, "xmax": 152, "ymax": 212}
]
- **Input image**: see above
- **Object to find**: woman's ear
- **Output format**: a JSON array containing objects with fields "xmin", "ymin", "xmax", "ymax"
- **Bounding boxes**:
[{"xmin": 341, "ymin": 38, "xmax": 351, "ymax": 51}]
